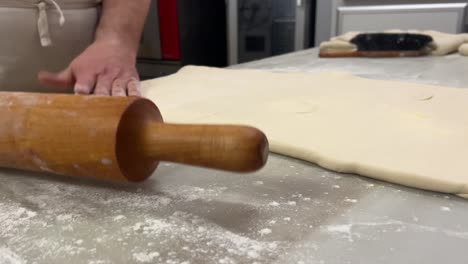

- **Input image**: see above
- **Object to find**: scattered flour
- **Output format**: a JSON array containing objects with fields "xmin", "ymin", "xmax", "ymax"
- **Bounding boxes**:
[
  {"xmin": 0, "ymin": 248, "xmax": 25, "ymax": 264},
  {"xmin": 5, "ymin": 161, "xmax": 465, "ymax": 263},
  {"xmin": 324, "ymin": 220, "xmax": 468, "ymax": 242},
  {"xmin": 0, "ymin": 205, "xmax": 39, "ymax": 238},
  {"xmin": 113, "ymin": 215, "xmax": 126, "ymax": 221},
  {"xmin": 440, "ymin": 206, "xmax": 451, "ymax": 212},
  {"xmin": 326, "ymin": 224, "xmax": 354, "ymax": 242},
  {"xmin": 269, "ymin": 202, "xmax": 280, "ymax": 207},
  {"xmin": 88, "ymin": 261, "xmax": 107, "ymax": 264},
  {"xmin": 56, "ymin": 214, "xmax": 74, "ymax": 222},
  {"xmin": 133, "ymin": 252, "xmax": 160, "ymax": 263},
  {"xmin": 160, "ymin": 185, "xmax": 228, "ymax": 202},
  {"xmin": 32, "ymin": 156, "xmax": 53, "ymax": 173},
  {"xmin": 218, "ymin": 257, "xmax": 235, "ymax": 264},
  {"xmin": 125, "ymin": 211, "xmax": 280, "ymax": 262},
  {"xmin": 0, "ymin": 181, "xmax": 179, "ymax": 263},
  {"xmin": 101, "ymin": 158, "xmax": 113, "ymax": 166},
  {"xmin": 344, "ymin": 198, "xmax": 358, "ymax": 203},
  {"xmin": 259, "ymin": 228, "xmax": 272, "ymax": 236},
  {"xmin": 132, "ymin": 219, "xmax": 172, "ymax": 234}
]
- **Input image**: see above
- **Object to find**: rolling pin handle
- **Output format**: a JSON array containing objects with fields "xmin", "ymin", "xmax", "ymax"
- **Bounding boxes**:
[{"xmin": 139, "ymin": 123, "xmax": 269, "ymax": 172}]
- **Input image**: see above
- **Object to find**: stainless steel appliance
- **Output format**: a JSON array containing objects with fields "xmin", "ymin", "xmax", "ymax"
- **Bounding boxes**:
[{"xmin": 227, "ymin": 0, "xmax": 316, "ymax": 65}]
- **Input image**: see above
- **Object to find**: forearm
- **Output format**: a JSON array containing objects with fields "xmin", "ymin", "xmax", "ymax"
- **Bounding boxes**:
[{"xmin": 95, "ymin": 0, "xmax": 151, "ymax": 56}]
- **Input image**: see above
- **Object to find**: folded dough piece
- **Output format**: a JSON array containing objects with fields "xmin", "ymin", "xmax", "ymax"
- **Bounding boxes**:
[
  {"xmin": 319, "ymin": 40, "xmax": 357, "ymax": 52},
  {"xmin": 458, "ymin": 43, "xmax": 468, "ymax": 56},
  {"xmin": 330, "ymin": 31, "xmax": 361, "ymax": 42},
  {"xmin": 424, "ymin": 30, "xmax": 468, "ymax": 55}
]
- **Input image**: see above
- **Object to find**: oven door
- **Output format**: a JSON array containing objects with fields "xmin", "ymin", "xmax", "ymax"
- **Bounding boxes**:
[{"xmin": 227, "ymin": 0, "xmax": 313, "ymax": 65}]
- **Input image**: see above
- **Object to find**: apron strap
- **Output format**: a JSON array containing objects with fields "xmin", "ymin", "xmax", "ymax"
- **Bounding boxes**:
[{"xmin": 37, "ymin": 0, "xmax": 66, "ymax": 47}]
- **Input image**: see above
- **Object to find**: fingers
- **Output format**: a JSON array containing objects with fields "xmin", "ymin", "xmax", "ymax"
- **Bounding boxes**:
[
  {"xmin": 37, "ymin": 67, "xmax": 74, "ymax": 90},
  {"xmin": 94, "ymin": 68, "xmax": 125, "ymax": 96},
  {"xmin": 74, "ymin": 73, "xmax": 97, "ymax": 95},
  {"xmin": 127, "ymin": 78, "xmax": 141, "ymax": 97},
  {"xmin": 94, "ymin": 73, "xmax": 115, "ymax": 96},
  {"xmin": 110, "ymin": 77, "xmax": 141, "ymax": 97},
  {"xmin": 54, "ymin": 66, "xmax": 141, "ymax": 97},
  {"xmin": 111, "ymin": 78, "xmax": 127, "ymax": 97}
]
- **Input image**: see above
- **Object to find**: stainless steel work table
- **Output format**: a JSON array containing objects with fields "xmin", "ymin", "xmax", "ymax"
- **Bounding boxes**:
[{"xmin": 1, "ymin": 48, "xmax": 468, "ymax": 264}]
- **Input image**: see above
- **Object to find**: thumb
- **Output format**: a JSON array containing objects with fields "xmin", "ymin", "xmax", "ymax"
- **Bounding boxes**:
[{"xmin": 38, "ymin": 67, "xmax": 75, "ymax": 90}]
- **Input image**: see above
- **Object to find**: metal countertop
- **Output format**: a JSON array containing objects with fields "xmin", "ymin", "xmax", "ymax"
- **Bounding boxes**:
[{"xmin": 1, "ymin": 48, "xmax": 468, "ymax": 264}]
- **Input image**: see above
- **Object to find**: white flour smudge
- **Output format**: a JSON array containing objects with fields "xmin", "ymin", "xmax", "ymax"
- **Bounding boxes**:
[
  {"xmin": 133, "ymin": 252, "xmax": 160, "ymax": 263},
  {"xmin": 440, "ymin": 206, "xmax": 451, "ymax": 212},
  {"xmin": 31, "ymin": 155, "xmax": 53, "ymax": 173},
  {"xmin": 1, "ymin": 185, "xmax": 281, "ymax": 263},
  {"xmin": 253, "ymin": 181, "xmax": 264, "ymax": 185},
  {"xmin": 161, "ymin": 185, "xmax": 228, "ymax": 202},
  {"xmin": 0, "ymin": 181, "xmax": 177, "ymax": 263},
  {"xmin": 113, "ymin": 215, "xmax": 126, "ymax": 221},
  {"xmin": 131, "ymin": 219, "xmax": 172, "ymax": 234},
  {"xmin": 101, "ymin": 158, "xmax": 113, "ymax": 166},
  {"xmin": 326, "ymin": 224, "xmax": 354, "ymax": 242},
  {"xmin": 0, "ymin": 205, "xmax": 38, "ymax": 237},
  {"xmin": 0, "ymin": 248, "xmax": 25, "ymax": 264},
  {"xmin": 56, "ymin": 214, "xmax": 74, "ymax": 222},
  {"xmin": 324, "ymin": 220, "xmax": 468, "ymax": 242},
  {"xmin": 126, "ymin": 211, "xmax": 280, "ymax": 262},
  {"xmin": 259, "ymin": 228, "xmax": 272, "ymax": 236}
]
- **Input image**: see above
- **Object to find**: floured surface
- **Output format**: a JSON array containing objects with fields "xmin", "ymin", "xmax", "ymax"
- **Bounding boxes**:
[
  {"xmin": 2, "ymin": 157, "xmax": 468, "ymax": 264},
  {"xmin": 0, "ymin": 166, "xmax": 284, "ymax": 264},
  {"xmin": 142, "ymin": 66, "xmax": 468, "ymax": 197}
]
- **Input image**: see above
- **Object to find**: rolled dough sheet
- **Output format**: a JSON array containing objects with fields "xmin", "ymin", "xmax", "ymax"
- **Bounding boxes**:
[{"xmin": 141, "ymin": 66, "xmax": 468, "ymax": 198}]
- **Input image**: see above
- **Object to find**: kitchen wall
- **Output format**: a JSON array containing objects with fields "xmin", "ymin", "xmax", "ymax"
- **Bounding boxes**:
[{"xmin": 315, "ymin": 0, "xmax": 468, "ymax": 45}]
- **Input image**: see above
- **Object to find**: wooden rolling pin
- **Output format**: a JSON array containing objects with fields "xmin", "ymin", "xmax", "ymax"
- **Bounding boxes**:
[{"xmin": 0, "ymin": 92, "xmax": 268, "ymax": 182}]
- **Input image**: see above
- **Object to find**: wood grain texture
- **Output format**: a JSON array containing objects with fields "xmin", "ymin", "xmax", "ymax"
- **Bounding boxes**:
[
  {"xmin": 0, "ymin": 92, "xmax": 269, "ymax": 182},
  {"xmin": 139, "ymin": 123, "xmax": 268, "ymax": 173}
]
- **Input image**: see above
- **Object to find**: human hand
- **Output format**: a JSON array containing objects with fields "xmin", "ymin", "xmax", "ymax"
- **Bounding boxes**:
[{"xmin": 38, "ymin": 39, "xmax": 141, "ymax": 96}]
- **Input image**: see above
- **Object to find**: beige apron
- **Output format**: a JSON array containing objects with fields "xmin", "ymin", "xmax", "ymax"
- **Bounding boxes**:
[{"xmin": 0, "ymin": 0, "xmax": 101, "ymax": 92}]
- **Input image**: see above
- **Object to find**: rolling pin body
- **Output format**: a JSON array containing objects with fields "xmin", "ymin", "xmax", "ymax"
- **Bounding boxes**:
[{"xmin": 0, "ymin": 92, "xmax": 268, "ymax": 182}]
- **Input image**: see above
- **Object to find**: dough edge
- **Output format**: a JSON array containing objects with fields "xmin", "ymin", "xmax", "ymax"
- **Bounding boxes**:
[{"xmin": 141, "ymin": 65, "xmax": 468, "ymax": 199}]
